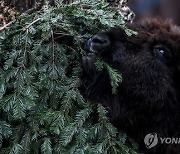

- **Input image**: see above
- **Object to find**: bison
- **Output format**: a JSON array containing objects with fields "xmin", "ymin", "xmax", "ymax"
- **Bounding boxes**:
[{"xmin": 82, "ymin": 18, "xmax": 180, "ymax": 153}]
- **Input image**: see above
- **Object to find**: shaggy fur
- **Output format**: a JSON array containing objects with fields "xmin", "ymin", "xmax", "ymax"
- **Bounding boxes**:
[{"xmin": 82, "ymin": 18, "xmax": 180, "ymax": 154}]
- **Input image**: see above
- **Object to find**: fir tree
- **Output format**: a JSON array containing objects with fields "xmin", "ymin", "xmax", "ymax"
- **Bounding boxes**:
[{"xmin": 0, "ymin": 0, "xmax": 138, "ymax": 153}]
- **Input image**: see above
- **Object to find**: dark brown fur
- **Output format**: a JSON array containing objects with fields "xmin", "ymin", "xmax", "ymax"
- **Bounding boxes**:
[{"xmin": 82, "ymin": 18, "xmax": 180, "ymax": 153}]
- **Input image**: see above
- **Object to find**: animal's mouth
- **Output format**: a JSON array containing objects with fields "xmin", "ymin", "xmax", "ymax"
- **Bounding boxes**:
[
  {"xmin": 85, "ymin": 45, "xmax": 105, "ymax": 57},
  {"xmin": 84, "ymin": 46, "xmax": 98, "ymax": 57},
  {"xmin": 86, "ymin": 52, "xmax": 96, "ymax": 56}
]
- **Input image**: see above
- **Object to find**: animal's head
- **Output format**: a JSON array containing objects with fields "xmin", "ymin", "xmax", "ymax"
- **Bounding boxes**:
[{"xmin": 83, "ymin": 18, "xmax": 180, "ymax": 103}]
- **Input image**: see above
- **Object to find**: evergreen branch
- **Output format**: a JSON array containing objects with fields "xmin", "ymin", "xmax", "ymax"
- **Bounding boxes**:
[
  {"xmin": 21, "ymin": 131, "xmax": 31, "ymax": 154},
  {"xmin": 0, "ymin": 1, "xmax": 138, "ymax": 153},
  {"xmin": 51, "ymin": 29, "xmax": 56, "ymax": 80},
  {"xmin": 22, "ymin": 28, "xmax": 29, "ymax": 68},
  {"xmin": 9, "ymin": 144, "xmax": 23, "ymax": 154},
  {"xmin": 41, "ymin": 137, "xmax": 52, "ymax": 154},
  {"xmin": 62, "ymin": 79, "xmax": 79, "ymax": 114},
  {"xmin": 107, "ymin": 131, "xmax": 113, "ymax": 149}
]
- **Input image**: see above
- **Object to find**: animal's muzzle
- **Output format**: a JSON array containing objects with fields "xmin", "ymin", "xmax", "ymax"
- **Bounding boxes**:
[{"xmin": 84, "ymin": 34, "xmax": 110, "ymax": 54}]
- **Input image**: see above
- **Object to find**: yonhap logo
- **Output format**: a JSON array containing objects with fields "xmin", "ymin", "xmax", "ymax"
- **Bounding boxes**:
[
  {"xmin": 144, "ymin": 133, "xmax": 158, "ymax": 149},
  {"xmin": 144, "ymin": 133, "xmax": 180, "ymax": 149}
]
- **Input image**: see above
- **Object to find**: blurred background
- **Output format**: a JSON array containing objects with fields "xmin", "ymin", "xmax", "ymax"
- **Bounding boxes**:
[{"xmin": 127, "ymin": 0, "xmax": 180, "ymax": 25}]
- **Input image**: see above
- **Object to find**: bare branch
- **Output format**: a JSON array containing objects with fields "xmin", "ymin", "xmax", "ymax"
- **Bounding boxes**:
[
  {"xmin": 23, "ymin": 18, "xmax": 41, "ymax": 31},
  {"xmin": 0, "ymin": 21, "xmax": 13, "ymax": 31}
]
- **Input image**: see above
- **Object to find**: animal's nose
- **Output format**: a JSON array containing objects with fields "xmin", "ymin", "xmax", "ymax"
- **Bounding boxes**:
[
  {"xmin": 84, "ymin": 34, "xmax": 110, "ymax": 53},
  {"xmin": 91, "ymin": 35, "xmax": 109, "ymax": 44}
]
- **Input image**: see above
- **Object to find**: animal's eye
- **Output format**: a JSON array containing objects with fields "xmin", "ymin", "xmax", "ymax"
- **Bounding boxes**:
[
  {"xmin": 153, "ymin": 45, "xmax": 170, "ymax": 59},
  {"xmin": 154, "ymin": 48, "xmax": 167, "ymax": 58},
  {"xmin": 158, "ymin": 49, "xmax": 165, "ymax": 55}
]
